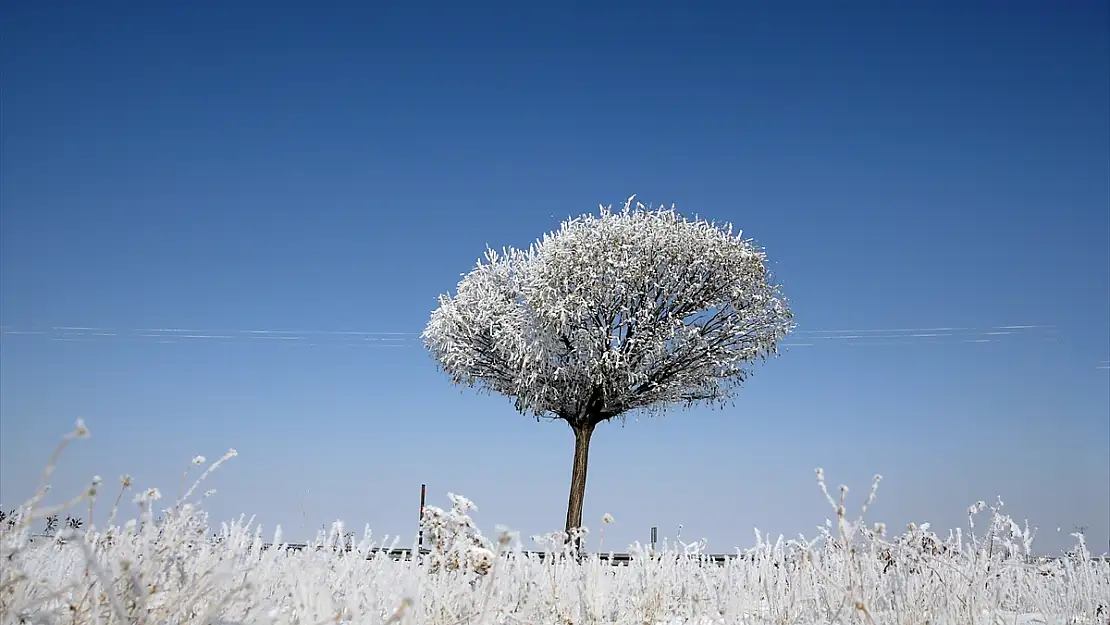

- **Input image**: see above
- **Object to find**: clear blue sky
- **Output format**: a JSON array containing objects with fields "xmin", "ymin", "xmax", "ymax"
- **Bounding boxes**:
[{"xmin": 2, "ymin": 2, "xmax": 1107, "ymax": 555}]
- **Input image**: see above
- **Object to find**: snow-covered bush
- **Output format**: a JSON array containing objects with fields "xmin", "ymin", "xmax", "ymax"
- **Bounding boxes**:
[{"xmin": 419, "ymin": 493, "xmax": 496, "ymax": 576}]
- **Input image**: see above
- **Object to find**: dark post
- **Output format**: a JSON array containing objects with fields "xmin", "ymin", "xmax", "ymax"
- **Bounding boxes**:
[
  {"xmin": 418, "ymin": 484, "xmax": 426, "ymax": 549},
  {"xmin": 650, "ymin": 526, "xmax": 657, "ymax": 553}
]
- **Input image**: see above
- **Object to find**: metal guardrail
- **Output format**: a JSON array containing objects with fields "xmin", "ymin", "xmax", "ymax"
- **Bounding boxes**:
[
  {"xmin": 265, "ymin": 544, "xmax": 731, "ymax": 565},
  {"xmin": 24, "ymin": 534, "xmax": 1109, "ymax": 566},
  {"xmin": 264, "ymin": 544, "xmax": 1109, "ymax": 566}
]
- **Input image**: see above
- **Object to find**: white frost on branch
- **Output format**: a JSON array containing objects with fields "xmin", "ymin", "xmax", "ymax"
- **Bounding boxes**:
[{"xmin": 422, "ymin": 196, "xmax": 795, "ymax": 424}]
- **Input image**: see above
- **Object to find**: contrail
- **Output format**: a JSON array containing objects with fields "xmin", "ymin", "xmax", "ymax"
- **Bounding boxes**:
[
  {"xmin": 236, "ymin": 329, "xmax": 412, "ymax": 336},
  {"xmin": 0, "ymin": 323, "xmax": 1058, "ymax": 349},
  {"xmin": 792, "ymin": 325, "xmax": 1052, "ymax": 335},
  {"xmin": 793, "ymin": 326, "xmax": 972, "ymax": 334},
  {"xmin": 137, "ymin": 334, "xmax": 235, "ymax": 339}
]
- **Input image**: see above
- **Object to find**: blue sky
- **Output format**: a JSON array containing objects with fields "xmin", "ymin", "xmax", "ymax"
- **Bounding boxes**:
[{"xmin": 2, "ymin": 1, "xmax": 1107, "ymax": 555}]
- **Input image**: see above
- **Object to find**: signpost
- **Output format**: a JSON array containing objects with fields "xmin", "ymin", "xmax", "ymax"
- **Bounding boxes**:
[{"xmin": 418, "ymin": 484, "xmax": 426, "ymax": 549}]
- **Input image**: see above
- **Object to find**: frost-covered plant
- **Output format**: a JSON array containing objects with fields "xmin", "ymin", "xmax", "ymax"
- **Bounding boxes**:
[
  {"xmin": 423, "ymin": 195, "xmax": 795, "ymax": 540},
  {"xmin": 3, "ymin": 423, "xmax": 1109, "ymax": 624},
  {"xmin": 419, "ymin": 493, "xmax": 495, "ymax": 576},
  {"xmin": 0, "ymin": 421, "xmax": 259, "ymax": 625}
]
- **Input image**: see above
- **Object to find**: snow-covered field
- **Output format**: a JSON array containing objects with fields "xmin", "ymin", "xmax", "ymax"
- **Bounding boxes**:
[{"xmin": 3, "ymin": 423, "xmax": 1108, "ymax": 624}]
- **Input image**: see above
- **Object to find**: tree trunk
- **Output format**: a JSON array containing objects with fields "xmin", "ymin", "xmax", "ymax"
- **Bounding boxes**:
[{"xmin": 564, "ymin": 421, "xmax": 595, "ymax": 553}]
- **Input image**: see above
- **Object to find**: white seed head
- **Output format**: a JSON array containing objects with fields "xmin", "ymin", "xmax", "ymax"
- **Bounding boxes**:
[
  {"xmin": 602, "ymin": 513, "xmax": 614, "ymax": 524},
  {"xmin": 74, "ymin": 419, "xmax": 90, "ymax": 438},
  {"xmin": 192, "ymin": 455, "xmax": 206, "ymax": 466}
]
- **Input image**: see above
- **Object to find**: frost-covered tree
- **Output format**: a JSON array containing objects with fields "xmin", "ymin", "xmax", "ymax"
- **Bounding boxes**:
[{"xmin": 422, "ymin": 196, "xmax": 794, "ymax": 543}]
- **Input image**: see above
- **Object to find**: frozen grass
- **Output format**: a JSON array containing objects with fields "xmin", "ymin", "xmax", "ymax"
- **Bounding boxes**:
[{"xmin": 2, "ymin": 421, "xmax": 1107, "ymax": 625}]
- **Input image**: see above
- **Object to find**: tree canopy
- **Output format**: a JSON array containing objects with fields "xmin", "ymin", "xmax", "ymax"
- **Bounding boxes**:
[{"xmin": 423, "ymin": 197, "xmax": 795, "ymax": 429}]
